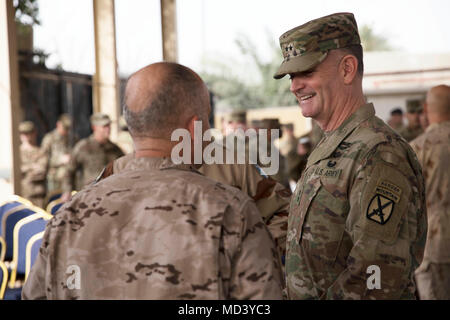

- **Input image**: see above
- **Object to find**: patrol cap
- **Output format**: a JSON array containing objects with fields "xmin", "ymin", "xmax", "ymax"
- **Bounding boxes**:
[
  {"xmin": 250, "ymin": 119, "xmax": 262, "ymax": 128},
  {"xmin": 19, "ymin": 121, "xmax": 35, "ymax": 134},
  {"xmin": 390, "ymin": 108, "xmax": 403, "ymax": 116},
  {"xmin": 58, "ymin": 114, "xmax": 72, "ymax": 129},
  {"xmin": 90, "ymin": 113, "xmax": 111, "ymax": 126},
  {"xmin": 227, "ymin": 110, "xmax": 247, "ymax": 123},
  {"xmin": 261, "ymin": 118, "xmax": 281, "ymax": 130},
  {"xmin": 406, "ymin": 99, "xmax": 423, "ymax": 113},
  {"xmin": 274, "ymin": 12, "xmax": 361, "ymax": 79}
]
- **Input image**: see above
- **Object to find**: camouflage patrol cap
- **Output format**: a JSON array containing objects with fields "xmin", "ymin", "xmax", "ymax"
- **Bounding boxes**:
[
  {"xmin": 261, "ymin": 118, "xmax": 281, "ymax": 130},
  {"xmin": 90, "ymin": 113, "xmax": 111, "ymax": 126},
  {"xmin": 274, "ymin": 12, "xmax": 361, "ymax": 79},
  {"xmin": 19, "ymin": 121, "xmax": 35, "ymax": 134},
  {"xmin": 58, "ymin": 114, "xmax": 72, "ymax": 129},
  {"xmin": 406, "ymin": 99, "xmax": 423, "ymax": 113},
  {"xmin": 227, "ymin": 110, "xmax": 247, "ymax": 123}
]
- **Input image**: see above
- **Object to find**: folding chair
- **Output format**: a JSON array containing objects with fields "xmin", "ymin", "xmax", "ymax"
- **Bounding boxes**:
[
  {"xmin": 0, "ymin": 261, "xmax": 7, "ymax": 299},
  {"xmin": 0, "ymin": 195, "xmax": 33, "ymax": 219},
  {"xmin": 2, "ymin": 207, "xmax": 38, "ymax": 261},
  {"xmin": 9, "ymin": 211, "xmax": 50, "ymax": 287},
  {"xmin": 25, "ymin": 231, "xmax": 44, "ymax": 283},
  {"xmin": 0, "ymin": 236, "xmax": 5, "ymax": 262}
]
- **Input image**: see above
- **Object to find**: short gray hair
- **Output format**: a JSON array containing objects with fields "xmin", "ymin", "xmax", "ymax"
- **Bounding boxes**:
[{"xmin": 123, "ymin": 64, "xmax": 208, "ymax": 138}]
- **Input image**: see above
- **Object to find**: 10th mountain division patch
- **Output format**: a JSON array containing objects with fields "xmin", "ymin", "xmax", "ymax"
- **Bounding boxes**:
[{"xmin": 366, "ymin": 179, "xmax": 402, "ymax": 225}]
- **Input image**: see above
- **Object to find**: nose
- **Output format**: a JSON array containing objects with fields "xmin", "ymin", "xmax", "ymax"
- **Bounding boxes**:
[{"xmin": 290, "ymin": 76, "xmax": 305, "ymax": 94}]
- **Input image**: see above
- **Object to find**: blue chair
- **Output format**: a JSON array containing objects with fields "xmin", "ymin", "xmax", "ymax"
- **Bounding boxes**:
[
  {"xmin": 0, "ymin": 261, "xmax": 7, "ymax": 299},
  {"xmin": 45, "ymin": 191, "xmax": 62, "ymax": 209},
  {"xmin": 25, "ymin": 231, "xmax": 44, "ymax": 282},
  {"xmin": 0, "ymin": 236, "xmax": 5, "ymax": 261},
  {"xmin": 50, "ymin": 202, "xmax": 64, "ymax": 215},
  {"xmin": 0, "ymin": 196, "xmax": 33, "ymax": 217},
  {"xmin": 2, "ymin": 207, "xmax": 37, "ymax": 261},
  {"xmin": 9, "ymin": 213, "xmax": 50, "ymax": 287}
]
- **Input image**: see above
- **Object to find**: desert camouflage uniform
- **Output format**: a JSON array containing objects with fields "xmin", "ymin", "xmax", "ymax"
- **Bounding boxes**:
[
  {"xmin": 20, "ymin": 144, "xmax": 47, "ymax": 208},
  {"xmin": 110, "ymin": 151, "xmax": 290, "ymax": 269},
  {"xmin": 62, "ymin": 135, "xmax": 124, "ymax": 192},
  {"xmin": 41, "ymin": 129, "xmax": 71, "ymax": 194},
  {"xmin": 410, "ymin": 121, "xmax": 450, "ymax": 299},
  {"xmin": 398, "ymin": 126, "xmax": 423, "ymax": 142},
  {"xmin": 286, "ymin": 103, "xmax": 427, "ymax": 299},
  {"xmin": 22, "ymin": 157, "xmax": 283, "ymax": 299}
]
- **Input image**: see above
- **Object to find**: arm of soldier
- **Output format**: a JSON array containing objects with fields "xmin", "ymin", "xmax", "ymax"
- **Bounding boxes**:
[
  {"xmin": 245, "ymin": 164, "xmax": 291, "ymax": 263},
  {"xmin": 61, "ymin": 144, "xmax": 81, "ymax": 193},
  {"xmin": 322, "ymin": 144, "xmax": 425, "ymax": 299},
  {"xmin": 226, "ymin": 200, "xmax": 284, "ymax": 300},
  {"xmin": 22, "ymin": 228, "xmax": 51, "ymax": 300}
]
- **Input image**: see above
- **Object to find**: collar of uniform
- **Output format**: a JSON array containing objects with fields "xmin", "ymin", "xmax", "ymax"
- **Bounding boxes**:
[
  {"xmin": 425, "ymin": 120, "xmax": 450, "ymax": 133},
  {"xmin": 306, "ymin": 103, "xmax": 375, "ymax": 168},
  {"xmin": 122, "ymin": 156, "xmax": 198, "ymax": 173}
]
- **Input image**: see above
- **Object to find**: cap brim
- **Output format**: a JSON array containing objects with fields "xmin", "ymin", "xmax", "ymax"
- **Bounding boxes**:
[{"xmin": 273, "ymin": 51, "xmax": 327, "ymax": 79}]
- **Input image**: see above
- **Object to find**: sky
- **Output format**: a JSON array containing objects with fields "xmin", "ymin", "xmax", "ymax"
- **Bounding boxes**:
[{"xmin": 32, "ymin": 0, "xmax": 450, "ymax": 78}]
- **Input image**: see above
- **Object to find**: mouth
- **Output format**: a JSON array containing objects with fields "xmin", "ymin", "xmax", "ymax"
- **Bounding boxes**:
[{"xmin": 298, "ymin": 93, "xmax": 316, "ymax": 102}]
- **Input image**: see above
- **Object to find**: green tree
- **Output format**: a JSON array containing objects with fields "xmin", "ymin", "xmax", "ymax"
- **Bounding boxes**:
[
  {"xmin": 13, "ymin": 0, "xmax": 40, "ymax": 25},
  {"xmin": 202, "ymin": 32, "xmax": 295, "ymax": 111},
  {"xmin": 359, "ymin": 24, "xmax": 393, "ymax": 51}
]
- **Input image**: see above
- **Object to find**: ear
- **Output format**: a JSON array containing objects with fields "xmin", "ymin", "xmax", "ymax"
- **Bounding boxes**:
[
  {"xmin": 187, "ymin": 115, "xmax": 200, "ymax": 142},
  {"xmin": 340, "ymin": 54, "xmax": 359, "ymax": 85}
]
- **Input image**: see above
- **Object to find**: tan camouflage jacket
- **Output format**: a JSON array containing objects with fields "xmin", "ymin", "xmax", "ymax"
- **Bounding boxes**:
[
  {"xmin": 110, "ymin": 152, "xmax": 290, "ymax": 267},
  {"xmin": 410, "ymin": 121, "xmax": 450, "ymax": 263},
  {"xmin": 62, "ymin": 135, "xmax": 124, "ymax": 192},
  {"xmin": 287, "ymin": 103, "xmax": 427, "ymax": 300},
  {"xmin": 398, "ymin": 125, "xmax": 423, "ymax": 142},
  {"xmin": 20, "ymin": 144, "xmax": 47, "ymax": 199},
  {"xmin": 22, "ymin": 157, "xmax": 283, "ymax": 300},
  {"xmin": 41, "ymin": 129, "xmax": 71, "ymax": 191}
]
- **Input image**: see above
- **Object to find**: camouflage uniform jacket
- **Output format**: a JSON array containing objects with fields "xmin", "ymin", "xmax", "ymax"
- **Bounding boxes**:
[
  {"xmin": 20, "ymin": 144, "xmax": 47, "ymax": 201},
  {"xmin": 398, "ymin": 125, "xmax": 423, "ymax": 142},
  {"xmin": 110, "ymin": 152, "xmax": 290, "ymax": 267},
  {"xmin": 410, "ymin": 121, "xmax": 450, "ymax": 263},
  {"xmin": 62, "ymin": 135, "xmax": 124, "ymax": 192},
  {"xmin": 287, "ymin": 103, "xmax": 427, "ymax": 299},
  {"xmin": 22, "ymin": 157, "xmax": 283, "ymax": 299},
  {"xmin": 41, "ymin": 129, "xmax": 71, "ymax": 192}
]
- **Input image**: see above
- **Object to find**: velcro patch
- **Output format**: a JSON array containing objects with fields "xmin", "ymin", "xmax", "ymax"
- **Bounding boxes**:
[
  {"xmin": 366, "ymin": 194, "xmax": 395, "ymax": 225},
  {"xmin": 375, "ymin": 179, "xmax": 402, "ymax": 203}
]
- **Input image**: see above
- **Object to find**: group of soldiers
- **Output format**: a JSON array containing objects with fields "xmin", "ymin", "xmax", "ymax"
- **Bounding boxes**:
[
  {"xmin": 19, "ymin": 113, "xmax": 127, "ymax": 208},
  {"xmin": 20, "ymin": 12, "xmax": 449, "ymax": 300},
  {"xmin": 388, "ymin": 99, "xmax": 428, "ymax": 142}
]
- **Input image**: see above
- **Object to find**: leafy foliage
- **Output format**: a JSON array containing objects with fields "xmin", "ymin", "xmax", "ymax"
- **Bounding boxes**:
[
  {"xmin": 13, "ymin": 0, "xmax": 40, "ymax": 25},
  {"xmin": 359, "ymin": 24, "xmax": 393, "ymax": 51}
]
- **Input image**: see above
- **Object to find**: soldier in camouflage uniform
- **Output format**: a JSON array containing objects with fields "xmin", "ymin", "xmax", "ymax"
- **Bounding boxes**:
[
  {"xmin": 61, "ymin": 113, "xmax": 124, "ymax": 200},
  {"xmin": 101, "ymin": 148, "xmax": 290, "ymax": 274},
  {"xmin": 41, "ymin": 114, "xmax": 73, "ymax": 196},
  {"xmin": 274, "ymin": 12, "xmax": 427, "ymax": 299},
  {"xmin": 398, "ymin": 100, "xmax": 424, "ymax": 142},
  {"xmin": 278, "ymin": 123, "xmax": 297, "ymax": 157},
  {"xmin": 22, "ymin": 62, "xmax": 283, "ymax": 300},
  {"xmin": 19, "ymin": 121, "xmax": 47, "ymax": 208},
  {"xmin": 410, "ymin": 85, "xmax": 450, "ymax": 300}
]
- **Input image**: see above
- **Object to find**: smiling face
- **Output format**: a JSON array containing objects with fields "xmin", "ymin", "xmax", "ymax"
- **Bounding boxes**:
[{"xmin": 289, "ymin": 51, "xmax": 343, "ymax": 123}]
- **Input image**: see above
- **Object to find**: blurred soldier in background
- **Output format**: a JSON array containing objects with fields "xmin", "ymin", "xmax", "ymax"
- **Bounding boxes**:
[
  {"xmin": 224, "ymin": 110, "xmax": 247, "ymax": 135},
  {"xmin": 398, "ymin": 99, "xmax": 424, "ymax": 141},
  {"xmin": 286, "ymin": 136, "xmax": 312, "ymax": 192},
  {"xmin": 116, "ymin": 116, "xmax": 134, "ymax": 154},
  {"xmin": 19, "ymin": 121, "xmax": 46, "ymax": 208},
  {"xmin": 410, "ymin": 85, "xmax": 450, "ymax": 300},
  {"xmin": 278, "ymin": 123, "xmax": 297, "ymax": 157},
  {"xmin": 387, "ymin": 107, "xmax": 404, "ymax": 132},
  {"xmin": 260, "ymin": 118, "xmax": 289, "ymax": 188},
  {"xmin": 61, "ymin": 113, "xmax": 124, "ymax": 201},
  {"xmin": 23, "ymin": 62, "xmax": 283, "ymax": 299},
  {"xmin": 309, "ymin": 119, "xmax": 324, "ymax": 149},
  {"xmin": 274, "ymin": 12, "xmax": 426, "ymax": 299},
  {"xmin": 41, "ymin": 114, "xmax": 72, "ymax": 196}
]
